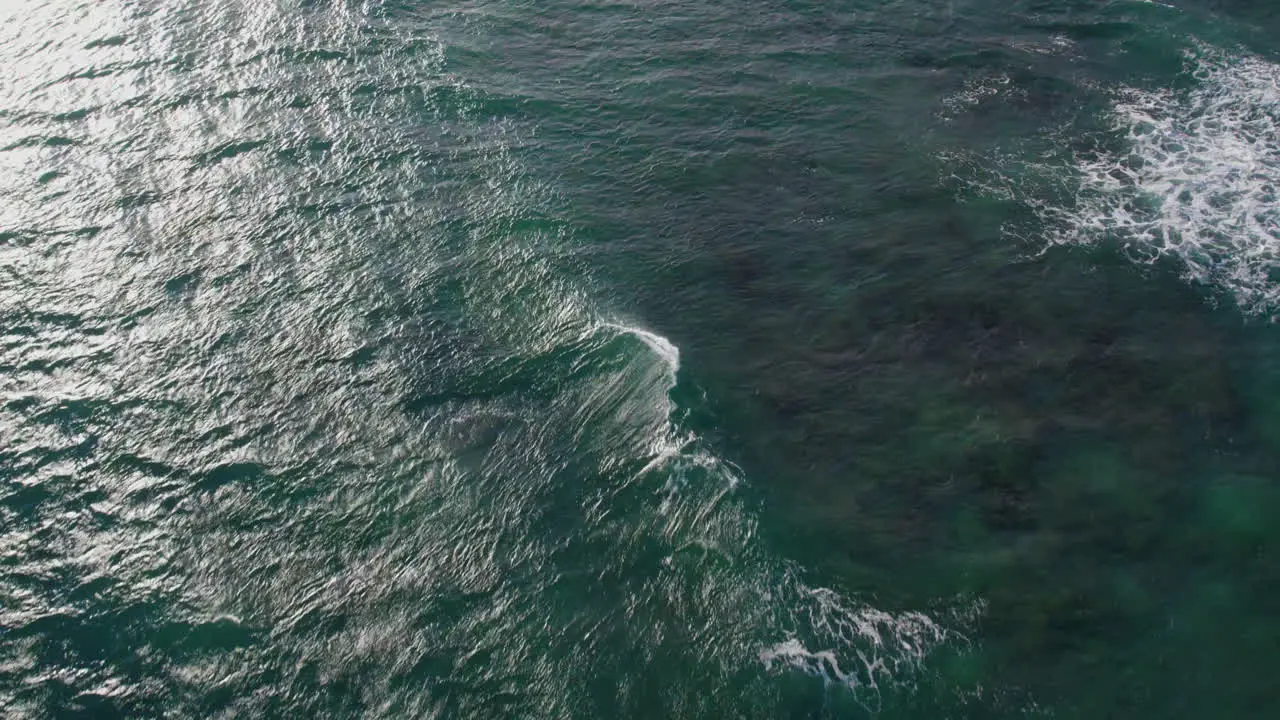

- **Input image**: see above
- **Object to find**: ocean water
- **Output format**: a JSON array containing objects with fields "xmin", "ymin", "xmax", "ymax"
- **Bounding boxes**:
[{"xmin": 4, "ymin": 0, "xmax": 1280, "ymax": 717}]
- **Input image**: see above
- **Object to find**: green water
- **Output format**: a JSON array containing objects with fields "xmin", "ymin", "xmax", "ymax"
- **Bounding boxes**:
[{"xmin": 4, "ymin": 0, "xmax": 1280, "ymax": 717}]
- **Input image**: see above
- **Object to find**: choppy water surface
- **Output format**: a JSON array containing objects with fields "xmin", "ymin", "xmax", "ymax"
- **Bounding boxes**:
[{"xmin": 4, "ymin": 1, "xmax": 1280, "ymax": 717}]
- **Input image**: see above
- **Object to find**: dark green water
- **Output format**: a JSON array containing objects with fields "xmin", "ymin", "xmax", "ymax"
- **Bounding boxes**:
[{"xmin": 5, "ymin": 0, "xmax": 1280, "ymax": 717}]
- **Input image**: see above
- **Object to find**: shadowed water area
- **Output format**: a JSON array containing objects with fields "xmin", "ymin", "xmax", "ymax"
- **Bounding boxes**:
[{"xmin": 4, "ymin": 0, "xmax": 1280, "ymax": 717}]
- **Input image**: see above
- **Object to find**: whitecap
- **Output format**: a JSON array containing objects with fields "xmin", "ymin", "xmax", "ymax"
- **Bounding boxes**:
[{"xmin": 602, "ymin": 322, "xmax": 681, "ymax": 378}]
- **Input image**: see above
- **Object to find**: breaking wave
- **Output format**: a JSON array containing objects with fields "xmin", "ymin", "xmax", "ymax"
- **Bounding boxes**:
[{"xmin": 593, "ymin": 319, "xmax": 974, "ymax": 712}]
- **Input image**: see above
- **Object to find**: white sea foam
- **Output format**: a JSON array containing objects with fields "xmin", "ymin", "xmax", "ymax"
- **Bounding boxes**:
[
  {"xmin": 952, "ymin": 46, "xmax": 1280, "ymax": 314},
  {"xmin": 1061, "ymin": 47, "xmax": 1280, "ymax": 312}
]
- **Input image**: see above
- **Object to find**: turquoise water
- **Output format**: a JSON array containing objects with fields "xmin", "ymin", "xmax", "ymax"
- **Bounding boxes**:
[{"xmin": 4, "ymin": 0, "xmax": 1280, "ymax": 717}]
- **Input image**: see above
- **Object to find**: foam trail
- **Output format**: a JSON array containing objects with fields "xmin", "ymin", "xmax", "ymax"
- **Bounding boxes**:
[
  {"xmin": 759, "ymin": 576, "xmax": 969, "ymax": 712},
  {"xmin": 1067, "ymin": 47, "xmax": 1280, "ymax": 313}
]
